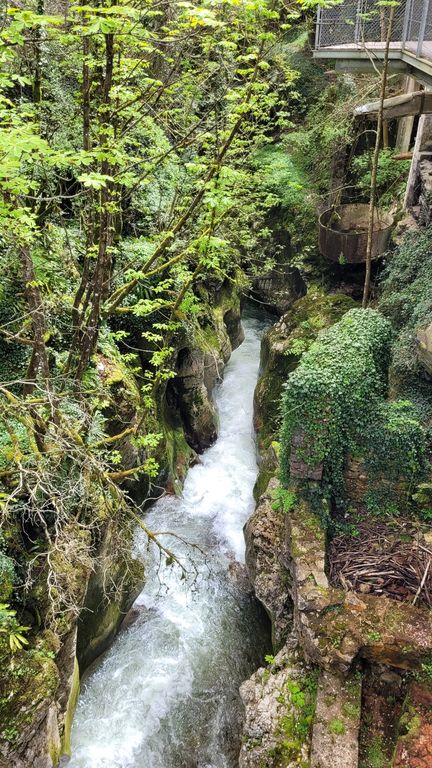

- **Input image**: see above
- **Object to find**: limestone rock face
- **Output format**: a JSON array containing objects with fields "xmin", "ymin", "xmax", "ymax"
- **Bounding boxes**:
[
  {"xmin": 417, "ymin": 323, "xmax": 432, "ymax": 376},
  {"xmin": 239, "ymin": 638, "xmax": 311, "ymax": 768},
  {"xmin": 166, "ymin": 282, "xmax": 243, "ymax": 455},
  {"xmin": 170, "ymin": 346, "xmax": 219, "ymax": 453},
  {"xmin": 77, "ymin": 520, "xmax": 144, "ymax": 672},
  {"xmin": 244, "ymin": 479, "xmax": 292, "ymax": 649},
  {"xmin": 311, "ymin": 670, "xmax": 361, "ymax": 768}
]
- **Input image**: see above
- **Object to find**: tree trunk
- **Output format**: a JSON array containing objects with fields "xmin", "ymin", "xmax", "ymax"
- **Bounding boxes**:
[{"xmin": 362, "ymin": 6, "xmax": 395, "ymax": 309}]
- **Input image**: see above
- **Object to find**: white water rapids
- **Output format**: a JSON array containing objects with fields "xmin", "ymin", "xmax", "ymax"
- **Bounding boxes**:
[{"xmin": 68, "ymin": 311, "xmax": 271, "ymax": 768}]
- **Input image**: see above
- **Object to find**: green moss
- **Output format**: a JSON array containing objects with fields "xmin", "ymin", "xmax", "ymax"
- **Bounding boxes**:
[
  {"xmin": 0, "ymin": 646, "xmax": 60, "ymax": 747},
  {"xmin": 268, "ymin": 670, "xmax": 318, "ymax": 765},
  {"xmin": 61, "ymin": 655, "xmax": 80, "ymax": 757},
  {"xmin": 48, "ymin": 735, "xmax": 61, "ymax": 766},
  {"xmin": 280, "ymin": 308, "xmax": 427, "ymax": 514},
  {"xmin": 328, "ymin": 718, "xmax": 346, "ymax": 736},
  {"xmin": 255, "ymin": 287, "xmax": 356, "ymax": 452},
  {"xmin": 362, "ymin": 735, "xmax": 390, "ymax": 768},
  {"xmin": 163, "ymin": 423, "xmax": 193, "ymax": 494},
  {"xmin": 399, "ymin": 711, "xmax": 422, "ymax": 741},
  {"xmin": 253, "ymin": 466, "xmax": 273, "ymax": 500}
]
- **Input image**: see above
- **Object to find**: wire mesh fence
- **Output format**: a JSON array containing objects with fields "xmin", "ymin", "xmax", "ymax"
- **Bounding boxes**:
[{"xmin": 315, "ymin": 0, "xmax": 432, "ymax": 59}]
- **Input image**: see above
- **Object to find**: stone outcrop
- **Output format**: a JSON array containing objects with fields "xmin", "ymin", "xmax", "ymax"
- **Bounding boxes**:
[
  {"xmin": 311, "ymin": 670, "xmax": 361, "ymax": 768},
  {"xmin": 239, "ymin": 637, "xmax": 312, "ymax": 768},
  {"xmin": 169, "ymin": 345, "xmax": 219, "ymax": 453},
  {"xmin": 253, "ymin": 288, "xmax": 355, "ymax": 452},
  {"xmin": 286, "ymin": 486, "xmax": 432, "ymax": 674},
  {"xmin": 165, "ymin": 281, "xmax": 244, "ymax": 455},
  {"xmin": 76, "ymin": 520, "xmax": 144, "ymax": 672},
  {"xmin": 244, "ymin": 277, "xmax": 432, "ymax": 768},
  {"xmin": 244, "ymin": 478, "xmax": 292, "ymax": 649},
  {"xmin": 417, "ymin": 323, "xmax": 432, "ymax": 376}
]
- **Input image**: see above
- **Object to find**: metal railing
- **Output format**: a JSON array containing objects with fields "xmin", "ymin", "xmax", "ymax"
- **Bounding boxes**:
[{"xmin": 315, "ymin": 0, "xmax": 432, "ymax": 59}]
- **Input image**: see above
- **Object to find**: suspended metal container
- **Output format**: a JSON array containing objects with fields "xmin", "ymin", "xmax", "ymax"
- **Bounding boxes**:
[{"xmin": 319, "ymin": 204, "xmax": 393, "ymax": 264}]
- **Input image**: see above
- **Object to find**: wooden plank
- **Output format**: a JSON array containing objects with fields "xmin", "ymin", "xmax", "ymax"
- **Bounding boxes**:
[{"xmin": 355, "ymin": 90, "xmax": 432, "ymax": 120}]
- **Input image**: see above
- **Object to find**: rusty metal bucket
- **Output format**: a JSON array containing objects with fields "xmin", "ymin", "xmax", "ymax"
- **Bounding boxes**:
[{"xmin": 319, "ymin": 204, "xmax": 393, "ymax": 264}]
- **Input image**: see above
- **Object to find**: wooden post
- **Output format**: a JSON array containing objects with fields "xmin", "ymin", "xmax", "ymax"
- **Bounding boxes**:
[
  {"xmin": 396, "ymin": 76, "xmax": 417, "ymax": 153},
  {"xmin": 404, "ymin": 109, "xmax": 432, "ymax": 209},
  {"xmin": 383, "ymin": 120, "xmax": 389, "ymax": 148}
]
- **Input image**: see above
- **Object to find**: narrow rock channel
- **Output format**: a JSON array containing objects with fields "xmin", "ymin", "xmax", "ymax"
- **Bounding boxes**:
[{"xmin": 68, "ymin": 309, "xmax": 271, "ymax": 768}]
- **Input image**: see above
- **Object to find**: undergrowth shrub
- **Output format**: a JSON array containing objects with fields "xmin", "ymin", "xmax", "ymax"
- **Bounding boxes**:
[
  {"xmin": 379, "ymin": 226, "xmax": 432, "ymax": 424},
  {"xmin": 0, "ymin": 550, "xmax": 15, "ymax": 601},
  {"xmin": 352, "ymin": 148, "xmax": 411, "ymax": 208},
  {"xmin": 379, "ymin": 226, "xmax": 432, "ymax": 374},
  {"xmin": 252, "ymin": 144, "xmax": 316, "ymax": 248},
  {"xmin": 280, "ymin": 309, "xmax": 427, "ymax": 508}
]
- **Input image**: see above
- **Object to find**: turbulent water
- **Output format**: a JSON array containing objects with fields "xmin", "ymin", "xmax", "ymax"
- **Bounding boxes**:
[{"xmin": 68, "ymin": 311, "xmax": 271, "ymax": 768}]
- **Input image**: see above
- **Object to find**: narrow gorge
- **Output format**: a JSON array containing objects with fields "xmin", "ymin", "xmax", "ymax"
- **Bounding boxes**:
[
  {"xmin": 1, "ymin": 2, "xmax": 432, "ymax": 768},
  {"xmin": 69, "ymin": 311, "xmax": 271, "ymax": 768}
]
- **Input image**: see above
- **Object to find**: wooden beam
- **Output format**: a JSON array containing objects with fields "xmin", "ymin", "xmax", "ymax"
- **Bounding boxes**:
[
  {"xmin": 396, "ymin": 76, "xmax": 417, "ymax": 152},
  {"xmin": 355, "ymin": 90, "xmax": 432, "ymax": 120}
]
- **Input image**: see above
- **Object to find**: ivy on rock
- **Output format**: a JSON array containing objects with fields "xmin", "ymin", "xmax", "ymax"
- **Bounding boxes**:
[{"xmin": 280, "ymin": 308, "xmax": 428, "ymax": 510}]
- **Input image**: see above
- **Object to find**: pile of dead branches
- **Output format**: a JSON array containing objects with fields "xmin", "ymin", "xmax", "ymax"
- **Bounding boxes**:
[{"xmin": 329, "ymin": 520, "xmax": 432, "ymax": 608}]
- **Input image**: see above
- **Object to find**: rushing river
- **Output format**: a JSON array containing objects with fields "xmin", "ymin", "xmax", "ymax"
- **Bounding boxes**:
[{"xmin": 68, "ymin": 310, "xmax": 271, "ymax": 768}]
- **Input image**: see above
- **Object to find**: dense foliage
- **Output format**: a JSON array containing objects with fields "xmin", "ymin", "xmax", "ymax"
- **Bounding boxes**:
[
  {"xmin": 280, "ymin": 308, "xmax": 428, "ymax": 508},
  {"xmin": 0, "ymin": 1, "xmax": 329, "ymax": 727},
  {"xmin": 379, "ymin": 226, "xmax": 432, "ymax": 384},
  {"xmin": 352, "ymin": 148, "xmax": 411, "ymax": 208}
]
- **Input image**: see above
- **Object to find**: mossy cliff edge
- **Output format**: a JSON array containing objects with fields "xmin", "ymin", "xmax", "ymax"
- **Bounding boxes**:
[{"xmin": 0, "ymin": 279, "xmax": 243, "ymax": 768}]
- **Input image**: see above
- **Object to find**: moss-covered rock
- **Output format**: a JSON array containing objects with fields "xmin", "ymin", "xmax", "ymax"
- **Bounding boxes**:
[
  {"xmin": 0, "ymin": 640, "xmax": 60, "ymax": 768},
  {"xmin": 244, "ymin": 478, "xmax": 292, "ymax": 650},
  {"xmin": 254, "ymin": 287, "xmax": 356, "ymax": 452},
  {"xmin": 239, "ymin": 637, "xmax": 316, "ymax": 768},
  {"xmin": 162, "ymin": 278, "xmax": 244, "ymax": 457},
  {"xmin": 76, "ymin": 519, "xmax": 144, "ymax": 672}
]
